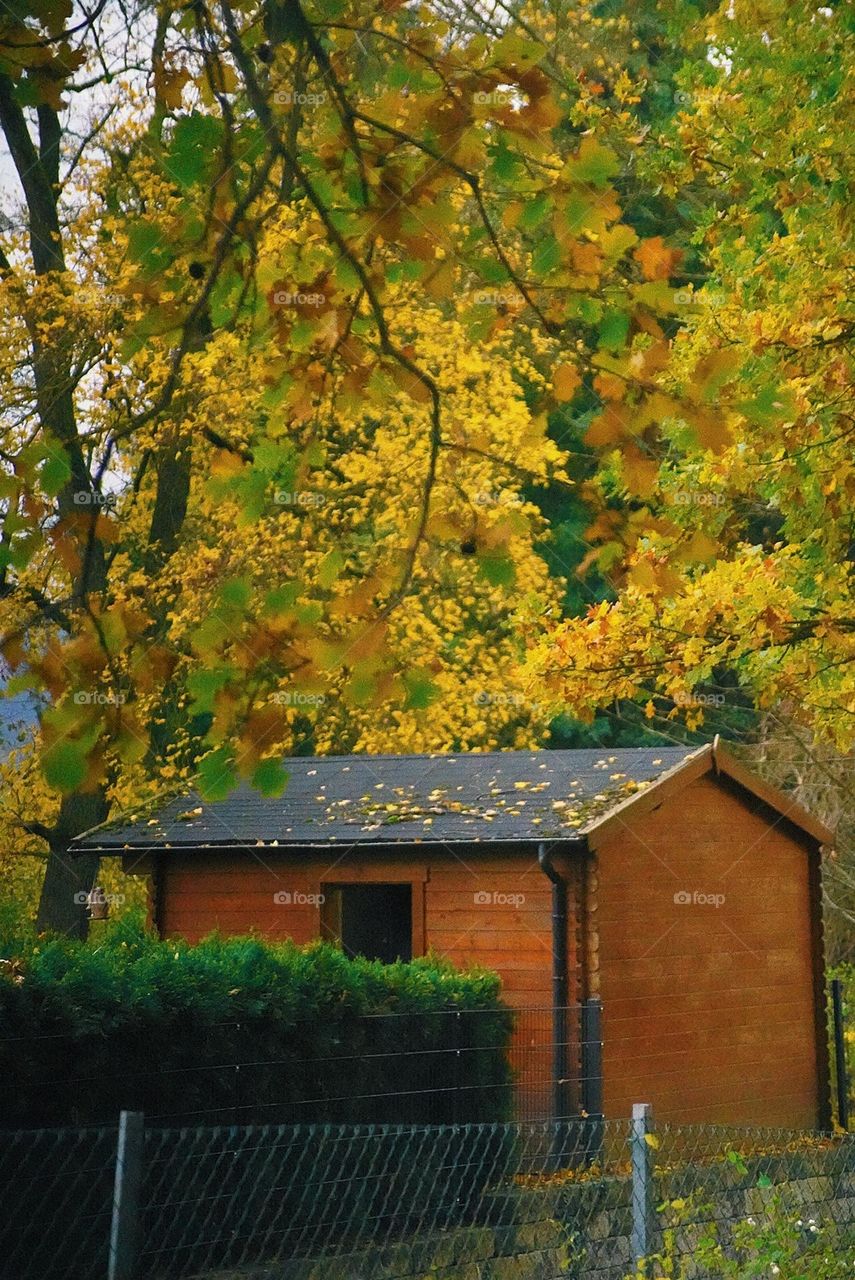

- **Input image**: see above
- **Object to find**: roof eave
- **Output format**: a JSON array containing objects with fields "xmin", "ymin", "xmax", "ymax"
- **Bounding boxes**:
[
  {"xmin": 579, "ymin": 742, "xmax": 713, "ymax": 850},
  {"xmin": 712, "ymin": 739, "xmax": 835, "ymax": 847},
  {"xmin": 86, "ymin": 833, "xmax": 590, "ymax": 855},
  {"xmin": 579, "ymin": 738, "xmax": 835, "ymax": 850}
]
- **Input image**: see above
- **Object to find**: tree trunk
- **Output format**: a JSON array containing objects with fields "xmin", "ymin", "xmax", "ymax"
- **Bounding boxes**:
[
  {"xmin": 0, "ymin": 73, "xmax": 111, "ymax": 935},
  {"xmin": 36, "ymin": 853, "xmax": 100, "ymax": 939},
  {"xmin": 35, "ymin": 790, "xmax": 110, "ymax": 935}
]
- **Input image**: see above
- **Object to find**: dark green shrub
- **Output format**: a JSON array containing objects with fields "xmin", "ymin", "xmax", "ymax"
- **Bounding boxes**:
[{"xmin": 0, "ymin": 920, "xmax": 514, "ymax": 1127}]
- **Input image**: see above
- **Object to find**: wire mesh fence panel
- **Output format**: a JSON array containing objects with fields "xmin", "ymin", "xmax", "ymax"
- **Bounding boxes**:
[
  {"xmin": 139, "ymin": 1118, "xmax": 607, "ymax": 1279},
  {"xmin": 138, "ymin": 1118, "xmax": 855, "ymax": 1280},
  {"xmin": 0, "ymin": 1125, "xmax": 116, "ymax": 1280},
  {"xmin": 2, "ymin": 1114, "xmax": 854, "ymax": 1280}
]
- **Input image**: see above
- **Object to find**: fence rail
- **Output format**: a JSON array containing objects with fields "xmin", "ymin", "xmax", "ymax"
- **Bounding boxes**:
[{"xmin": 2, "ymin": 1111, "xmax": 855, "ymax": 1280}]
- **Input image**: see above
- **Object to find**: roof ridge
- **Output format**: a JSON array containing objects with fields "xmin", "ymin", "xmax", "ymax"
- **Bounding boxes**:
[{"xmin": 270, "ymin": 745, "xmax": 698, "ymax": 765}]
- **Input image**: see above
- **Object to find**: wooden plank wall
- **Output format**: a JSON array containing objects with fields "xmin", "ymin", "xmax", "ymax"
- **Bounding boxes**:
[
  {"xmin": 151, "ymin": 844, "xmax": 570, "ymax": 1119},
  {"xmin": 593, "ymin": 775, "xmax": 824, "ymax": 1129}
]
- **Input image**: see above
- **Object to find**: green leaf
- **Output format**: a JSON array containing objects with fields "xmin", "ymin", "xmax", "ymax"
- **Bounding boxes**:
[
  {"xmin": 598, "ymin": 310, "xmax": 630, "ymax": 351},
  {"xmin": 253, "ymin": 440, "xmax": 296, "ymax": 478},
  {"xmin": 633, "ymin": 281, "xmax": 676, "ymax": 312},
  {"xmin": 475, "ymin": 256, "xmax": 511, "ymax": 286},
  {"xmin": 264, "ymin": 584, "xmax": 301, "ymax": 615},
  {"xmin": 260, "ymin": 374, "xmax": 294, "ymax": 411},
  {"xmin": 127, "ymin": 222, "xmax": 172, "ymax": 275},
  {"xmin": 333, "ymin": 258, "xmax": 361, "ymax": 292},
  {"xmin": 186, "ymin": 667, "xmax": 234, "ymax": 715},
  {"xmin": 403, "ymin": 672, "xmax": 440, "ymax": 711},
  {"xmin": 40, "ymin": 447, "xmax": 72, "ymax": 497},
  {"xmin": 296, "ymin": 602, "xmax": 323, "ymax": 625},
  {"xmin": 252, "ymin": 758, "xmax": 289, "ymax": 798},
  {"xmin": 563, "ymin": 190, "xmax": 604, "ymax": 236},
  {"xmin": 518, "ymin": 194, "xmax": 551, "ymax": 231},
  {"xmin": 312, "ymin": 0, "xmax": 347, "ymax": 17},
  {"xmin": 564, "ymin": 139, "xmax": 620, "ymax": 188},
  {"xmin": 736, "ymin": 385, "xmax": 797, "ymax": 424},
  {"xmin": 9, "ymin": 534, "xmax": 40, "ymax": 571},
  {"xmin": 343, "ymin": 673, "xmax": 376, "ymax": 706},
  {"xmin": 42, "ymin": 740, "xmax": 88, "ymax": 794},
  {"xmin": 461, "ymin": 306, "xmax": 496, "ymax": 343},
  {"xmin": 318, "ymin": 549, "xmax": 345, "ymax": 589},
  {"xmin": 565, "ymin": 294, "xmax": 603, "ymax": 324},
  {"xmin": 532, "ymin": 234, "xmax": 561, "ymax": 275},
  {"xmin": 165, "ymin": 112, "xmax": 223, "ymax": 189},
  {"xmin": 478, "ymin": 552, "xmax": 516, "ymax": 587},
  {"xmin": 208, "ymin": 270, "xmax": 243, "ymax": 328},
  {"xmin": 197, "ymin": 747, "xmax": 238, "ymax": 801},
  {"xmin": 219, "ymin": 578, "xmax": 251, "ymax": 610},
  {"xmin": 488, "ymin": 141, "xmax": 523, "ymax": 183},
  {"xmin": 304, "ymin": 439, "xmax": 325, "ymax": 468},
  {"xmin": 385, "ymin": 62, "xmax": 411, "ymax": 90},
  {"xmin": 191, "ymin": 615, "xmax": 232, "ymax": 654}
]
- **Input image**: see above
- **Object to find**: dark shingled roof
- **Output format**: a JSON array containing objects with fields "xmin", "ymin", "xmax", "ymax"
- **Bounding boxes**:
[{"xmin": 74, "ymin": 746, "xmax": 702, "ymax": 852}]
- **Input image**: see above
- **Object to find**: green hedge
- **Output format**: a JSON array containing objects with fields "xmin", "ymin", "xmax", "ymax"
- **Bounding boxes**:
[{"xmin": 0, "ymin": 921, "xmax": 514, "ymax": 1128}]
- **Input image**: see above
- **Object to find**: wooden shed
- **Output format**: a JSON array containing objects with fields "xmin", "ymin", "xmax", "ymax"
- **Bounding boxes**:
[{"xmin": 74, "ymin": 739, "xmax": 834, "ymax": 1129}]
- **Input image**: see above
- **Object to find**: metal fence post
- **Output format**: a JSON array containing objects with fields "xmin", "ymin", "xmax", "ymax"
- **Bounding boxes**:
[
  {"xmin": 581, "ymin": 997, "xmax": 604, "ymax": 1164},
  {"xmin": 631, "ymin": 1102, "xmax": 655, "ymax": 1272},
  {"xmin": 108, "ymin": 1111, "xmax": 144, "ymax": 1280},
  {"xmin": 451, "ymin": 1009, "xmax": 463, "ymax": 1125},
  {"xmin": 832, "ymin": 979, "xmax": 849, "ymax": 1130}
]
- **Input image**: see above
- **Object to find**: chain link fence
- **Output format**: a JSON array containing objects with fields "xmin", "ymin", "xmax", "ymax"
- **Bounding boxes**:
[
  {"xmin": 2, "ymin": 1113, "xmax": 854, "ymax": 1280},
  {"xmin": 0, "ymin": 1124, "xmax": 117, "ymax": 1280}
]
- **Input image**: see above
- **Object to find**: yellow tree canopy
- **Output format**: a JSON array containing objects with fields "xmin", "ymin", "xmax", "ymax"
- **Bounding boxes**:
[{"xmin": 526, "ymin": 0, "xmax": 855, "ymax": 748}]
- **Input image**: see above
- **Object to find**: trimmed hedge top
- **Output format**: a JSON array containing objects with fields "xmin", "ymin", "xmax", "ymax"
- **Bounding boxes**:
[{"xmin": 0, "ymin": 921, "xmax": 514, "ymax": 1127}]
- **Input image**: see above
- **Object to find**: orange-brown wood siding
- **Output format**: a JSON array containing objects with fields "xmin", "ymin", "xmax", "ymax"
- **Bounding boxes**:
[
  {"xmin": 593, "ymin": 775, "xmax": 825, "ymax": 1129},
  {"xmin": 151, "ymin": 844, "xmax": 572, "ymax": 1118}
]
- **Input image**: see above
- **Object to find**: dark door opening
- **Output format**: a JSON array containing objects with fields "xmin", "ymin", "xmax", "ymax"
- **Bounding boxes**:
[{"xmin": 322, "ymin": 883, "xmax": 413, "ymax": 963}]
